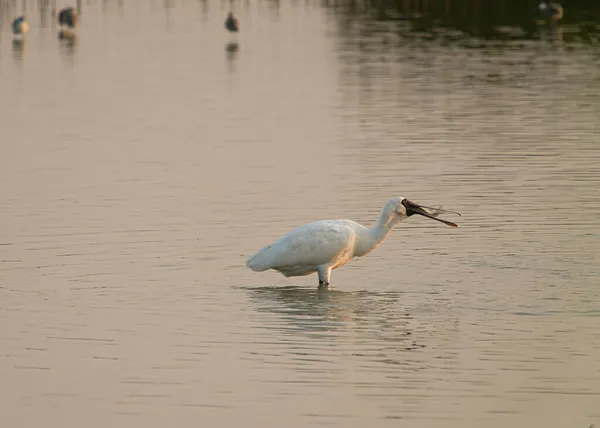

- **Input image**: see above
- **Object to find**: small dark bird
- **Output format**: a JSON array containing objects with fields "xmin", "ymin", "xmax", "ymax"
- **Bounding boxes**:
[
  {"xmin": 12, "ymin": 16, "xmax": 29, "ymax": 35},
  {"xmin": 225, "ymin": 12, "xmax": 239, "ymax": 33},
  {"xmin": 58, "ymin": 7, "xmax": 78, "ymax": 29}
]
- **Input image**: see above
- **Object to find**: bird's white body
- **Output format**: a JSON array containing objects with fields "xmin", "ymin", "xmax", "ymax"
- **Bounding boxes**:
[
  {"xmin": 246, "ymin": 197, "xmax": 458, "ymax": 288},
  {"xmin": 247, "ymin": 218, "xmax": 387, "ymax": 280}
]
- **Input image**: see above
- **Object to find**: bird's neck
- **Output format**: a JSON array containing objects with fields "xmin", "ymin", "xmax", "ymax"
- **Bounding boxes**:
[{"xmin": 355, "ymin": 209, "xmax": 402, "ymax": 257}]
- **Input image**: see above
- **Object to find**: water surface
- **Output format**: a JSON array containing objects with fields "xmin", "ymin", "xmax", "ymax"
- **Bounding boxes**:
[{"xmin": 1, "ymin": 1, "xmax": 599, "ymax": 427}]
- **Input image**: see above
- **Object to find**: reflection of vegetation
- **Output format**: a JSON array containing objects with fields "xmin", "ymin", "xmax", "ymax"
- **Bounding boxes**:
[{"xmin": 330, "ymin": 0, "xmax": 600, "ymax": 44}]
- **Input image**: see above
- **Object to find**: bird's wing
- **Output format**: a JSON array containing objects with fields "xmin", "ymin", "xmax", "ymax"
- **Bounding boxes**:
[{"xmin": 246, "ymin": 221, "xmax": 355, "ymax": 271}]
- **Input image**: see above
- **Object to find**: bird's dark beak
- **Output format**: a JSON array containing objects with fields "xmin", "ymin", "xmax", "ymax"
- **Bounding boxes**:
[{"xmin": 402, "ymin": 199, "xmax": 460, "ymax": 227}]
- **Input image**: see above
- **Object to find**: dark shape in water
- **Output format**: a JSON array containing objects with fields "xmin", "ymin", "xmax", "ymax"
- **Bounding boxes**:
[
  {"xmin": 58, "ymin": 7, "xmax": 78, "ymax": 29},
  {"xmin": 12, "ymin": 38, "xmax": 26, "ymax": 50},
  {"xmin": 12, "ymin": 38, "xmax": 27, "ymax": 60},
  {"xmin": 12, "ymin": 16, "xmax": 29, "ymax": 35},
  {"xmin": 225, "ymin": 12, "xmax": 239, "ymax": 33},
  {"xmin": 226, "ymin": 42, "xmax": 239, "ymax": 53}
]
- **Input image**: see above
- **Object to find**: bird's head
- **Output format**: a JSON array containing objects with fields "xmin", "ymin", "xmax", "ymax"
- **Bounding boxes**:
[{"xmin": 389, "ymin": 197, "xmax": 460, "ymax": 227}]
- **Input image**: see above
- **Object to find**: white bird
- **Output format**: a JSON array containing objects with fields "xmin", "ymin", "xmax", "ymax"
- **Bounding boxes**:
[{"xmin": 246, "ymin": 197, "xmax": 460, "ymax": 289}]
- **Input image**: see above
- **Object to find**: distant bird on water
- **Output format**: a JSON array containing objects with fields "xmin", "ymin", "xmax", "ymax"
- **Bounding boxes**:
[
  {"xmin": 58, "ymin": 7, "xmax": 78, "ymax": 29},
  {"xmin": 12, "ymin": 16, "xmax": 29, "ymax": 36},
  {"xmin": 57, "ymin": 7, "xmax": 78, "ymax": 40},
  {"xmin": 225, "ymin": 12, "xmax": 239, "ymax": 33},
  {"xmin": 539, "ymin": 1, "xmax": 563, "ymax": 21},
  {"xmin": 246, "ymin": 197, "xmax": 461, "ymax": 289}
]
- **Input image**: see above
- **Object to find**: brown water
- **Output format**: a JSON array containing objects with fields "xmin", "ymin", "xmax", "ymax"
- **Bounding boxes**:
[{"xmin": 1, "ymin": 1, "xmax": 600, "ymax": 427}]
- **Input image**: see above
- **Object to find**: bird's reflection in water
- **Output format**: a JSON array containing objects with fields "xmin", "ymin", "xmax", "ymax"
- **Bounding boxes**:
[
  {"xmin": 226, "ymin": 42, "xmax": 239, "ymax": 53},
  {"xmin": 12, "ymin": 39, "xmax": 27, "ymax": 61},
  {"xmin": 58, "ymin": 31, "xmax": 77, "ymax": 62},
  {"xmin": 246, "ymin": 285, "xmax": 355, "ymax": 330},
  {"xmin": 226, "ymin": 42, "xmax": 239, "ymax": 57},
  {"xmin": 225, "ymin": 42, "xmax": 239, "ymax": 72},
  {"xmin": 243, "ymin": 286, "xmax": 421, "ymax": 349},
  {"xmin": 241, "ymin": 285, "xmax": 463, "ymax": 379},
  {"xmin": 198, "ymin": 0, "xmax": 208, "ymax": 20},
  {"xmin": 59, "ymin": 28, "xmax": 77, "ymax": 42}
]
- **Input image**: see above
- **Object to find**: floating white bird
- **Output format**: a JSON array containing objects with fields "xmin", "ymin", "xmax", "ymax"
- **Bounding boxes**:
[{"xmin": 246, "ymin": 197, "xmax": 460, "ymax": 289}]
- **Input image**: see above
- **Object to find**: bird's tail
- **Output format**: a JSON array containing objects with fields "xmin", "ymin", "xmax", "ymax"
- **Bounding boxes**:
[{"xmin": 246, "ymin": 244, "xmax": 274, "ymax": 271}]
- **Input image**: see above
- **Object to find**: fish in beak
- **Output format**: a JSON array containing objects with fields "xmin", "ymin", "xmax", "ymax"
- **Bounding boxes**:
[{"xmin": 402, "ymin": 198, "xmax": 461, "ymax": 227}]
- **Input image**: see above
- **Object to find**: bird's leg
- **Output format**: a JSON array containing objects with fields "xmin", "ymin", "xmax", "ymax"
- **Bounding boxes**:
[{"xmin": 317, "ymin": 265, "xmax": 332, "ymax": 289}]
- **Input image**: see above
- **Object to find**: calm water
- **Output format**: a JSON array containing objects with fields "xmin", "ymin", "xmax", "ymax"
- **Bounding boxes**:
[{"xmin": 1, "ymin": 1, "xmax": 600, "ymax": 427}]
